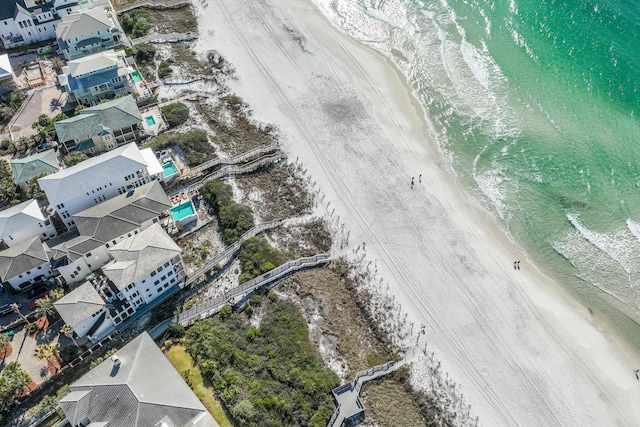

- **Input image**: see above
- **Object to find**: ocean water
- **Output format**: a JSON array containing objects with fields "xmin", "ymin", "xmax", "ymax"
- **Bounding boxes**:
[{"xmin": 313, "ymin": 0, "xmax": 640, "ymax": 345}]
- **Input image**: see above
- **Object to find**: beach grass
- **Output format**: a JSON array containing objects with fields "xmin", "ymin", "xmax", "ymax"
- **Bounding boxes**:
[{"xmin": 165, "ymin": 345, "xmax": 233, "ymax": 427}]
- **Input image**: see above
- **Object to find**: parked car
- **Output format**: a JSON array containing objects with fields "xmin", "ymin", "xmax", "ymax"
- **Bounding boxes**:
[
  {"xmin": 0, "ymin": 303, "xmax": 19, "ymax": 317},
  {"xmin": 36, "ymin": 141, "xmax": 58, "ymax": 152}
]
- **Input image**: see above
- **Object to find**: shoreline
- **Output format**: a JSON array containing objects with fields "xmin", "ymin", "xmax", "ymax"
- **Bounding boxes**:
[{"xmin": 192, "ymin": 0, "xmax": 640, "ymax": 424}]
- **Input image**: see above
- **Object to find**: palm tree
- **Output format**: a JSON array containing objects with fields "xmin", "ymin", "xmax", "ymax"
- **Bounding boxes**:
[
  {"xmin": 35, "ymin": 297, "xmax": 56, "ymax": 320},
  {"xmin": 33, "ymin": 344, "xmax": 58, "ymax": 374},
  {"xmin": 39, "ymin": 394, "xmax": 59, "ymax": 414},
  {"xmin": 0, "ymin": 333, "xmax": 10, "ymax": 360},
  {"xmin": 60, "ymin": 324, "xmax": 78, "ymax": 347},
  {"xmin": 49, "ymin": 288, "xmax": 65, "ymax": 301},
  {"xmin": 11, "ymin": 302, "xmax": 28, "ymax": 323}
]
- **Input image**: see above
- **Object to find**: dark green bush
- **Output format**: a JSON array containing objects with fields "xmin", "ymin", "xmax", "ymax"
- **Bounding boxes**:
[
  {"xmin": 186, "ymin": 299, "xmax": 339, "ymax": 427},
  {"xmin": 161, "ymin": 102, "xmax": 189, "ymax": 127},
  {"xmin": 121, "ymin": 10, "xmax": 152, "ymax": 37},
  {"xmin": 157, "ymin": 60, "xmax": 173, "ymax": 79},
  {"xmin": 135, "ymin": 44, "xmax": 156, "ymax": 65},
  {"xmin": 238, "ymin": 236, "xmax": 284, "ymax": 283},
  {"xmin": 200, "ymin": 181, "xmax": 255, "ymax": 243}
]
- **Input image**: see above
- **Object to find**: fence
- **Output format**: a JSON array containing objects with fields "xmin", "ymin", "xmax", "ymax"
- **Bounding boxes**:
[
  {"xmin": 183, "ymin": 143, "xmax": 280, "ymax": 178},
  {"xmin": 176, "ymin": 254, "xmax": 330, "ymax": 326}
]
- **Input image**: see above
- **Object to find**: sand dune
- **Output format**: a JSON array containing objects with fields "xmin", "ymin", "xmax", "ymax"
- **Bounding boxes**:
[{"xmin": 191, "ymin": 0, "xmax": 640, "ymax": 424}]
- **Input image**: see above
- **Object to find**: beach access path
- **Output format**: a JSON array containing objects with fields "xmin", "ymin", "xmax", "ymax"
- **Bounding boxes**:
[{"xmin": 189, "ymin": 0, "xmax": 640, "ymax": 425}]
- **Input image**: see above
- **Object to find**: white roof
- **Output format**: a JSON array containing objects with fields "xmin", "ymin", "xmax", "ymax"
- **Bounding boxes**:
[
  {"xmin": 0, "ymin": 54, "xmax": 14, "ymax": 79},
  {"xmin": 139, "ymin": 148, "xmax": 163, "ymax": 176},
  {"xmin": 54, "ymin": 281, "xmax": 105, "ymax": 327},
  {"xmin": 56, "ymin": 8, "xmax": 113, "ymax": 41},
  {"xmin": 64, "ymin": 49, "xmax": 120, "ymax": 77},
  {"xmin": 38, "ymin": 143, "xmax": 147, "ymax": 206},
  {"xmin": 0, "ymin": 199, "xmax": 46, "ymax": 241}
]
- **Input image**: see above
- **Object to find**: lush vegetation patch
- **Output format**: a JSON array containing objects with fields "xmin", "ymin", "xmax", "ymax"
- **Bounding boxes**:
[
  {"xmin": 64, "ymin": 152, "xmax": 88, "ymax": 167},
  {"xmin": 238, "ymin": 236, "xmax": 285, "ymax": 283},
  {"xmin": 120, "ymin": 10, "xmax": 153, "ymax": 38},
  {"xmin": 0, "ymin": 159, "xmax": 15, "ymax": 203},
  {"xmin": 134, "ymin": 44, "xmax": 156, "ymax": 66},
  {"xmin": 201, "ymin": 181, "xmax": 254, "ymax": 243},
  {"xmin": 157, "ymin": 60, "xmax": 173, "ymax": 79},
  {"xmin": 0, "ymin": 361, "xmax": 31, "ymax": 410},
  {"xmin": 145, "ymin": 130, "xmax": 215, "ymax": 165},
  {"xmin": 165, "ymin": 345, "xmax": 233, "ymax": 427},
  {"xmin": 186, "ymin": 298, "xmax": 339, "ymax": 426},
  {"xmin": 161, "ymin": 102, "xmax": 189, "ymax": 127}
]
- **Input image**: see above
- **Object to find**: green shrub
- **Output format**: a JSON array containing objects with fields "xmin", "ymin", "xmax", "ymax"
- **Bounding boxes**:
[
  {"xmin": 161, "ymin": 102, "xmax": 189, "ymax": 127},
  {"xmin": 157, "ymin": 61, "xmax": 172, "ymax": 79},
  {"xmin": 238, "ymin": 237, "xmax": 284, "ymax": 283},
  {"xmin": 186, "ymin": 299, "xmax": 339, "ymax": 426},
  {"xmin": 200, "ymin": 181, "xmax": 255, "ymax": 244},
  {"xmin": 64, "ymin": 152, "xmax": 89, "ymax": 167},
  {"xmin": 167, "ymin": 323, "xmax": 186, "ymax": 338},
  {"xmin": 135, "ymin": 44, "xmax": 156, "ymax": 65},
  {"xmin": 121, "ymin": 10, "xmax": 152, "ymax": 37}
]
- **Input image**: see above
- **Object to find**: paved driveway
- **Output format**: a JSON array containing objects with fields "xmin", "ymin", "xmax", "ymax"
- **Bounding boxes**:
[{"xmin": 11, "ymin": 86, "xmax": 69, "ymax": 140}]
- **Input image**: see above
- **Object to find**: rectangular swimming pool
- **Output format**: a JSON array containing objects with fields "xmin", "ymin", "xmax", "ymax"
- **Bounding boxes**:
[
  {"xmin": 145, "ymin": 115, "xmax": 156, "ymax": 126},
  {"xmin": 132, "ymin": 71, "xmax": 143, "ymax": 82},
  {"xmin": 171, "ymin": 201, "xmax": 196, "ymax": 222},
  {"xmin": 162, "ymin": 161, "xmax": 179, "ymax": 178}
]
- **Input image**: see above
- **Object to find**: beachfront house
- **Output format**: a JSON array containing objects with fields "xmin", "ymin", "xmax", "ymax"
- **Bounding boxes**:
[
  {"xmin": 47, "ymin": 181, "xmax": 171, "ymax": 285},
  {"xmin": 54, "ymin": 95, "xmax": 143, "ymax": 153},
  {"xmin": 58, "ymin": 332, "xmax": 219, "ymax": 427},
  {"xmin": 0, "ymin": 236, "xmax": 52, "ymax": 291},
  {"xmin": 0, "ymin": 199, "xmax": 57, "ymax": 248},
  {"xmin": 57, "ymin": 49, "xmax": 139, "ymax": 106},
  {"xmin": 53, "ymin": 280, "xmax": 111, "ymax": 340},
  {"xmin": 102, "ymin": 223, "xmax": 186, "ymax": 314},
  {"xmin": 38, "ymin": 142, "xmax": 162, "ymax": 230},
  {"xmin": 0, "ymin": 53, "xmax": 16, "ymax": 93},
  {"xmin": 10, "ymin": 149, "xmax": 60, "ymax": 189},
  {"xmin": 56, "ymin": 7, "xmax": 124, "ymax": 60}
]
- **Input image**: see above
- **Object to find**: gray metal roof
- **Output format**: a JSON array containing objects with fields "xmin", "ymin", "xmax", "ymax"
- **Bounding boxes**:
[
  {"xmin": 73, "ymin": 181, "xmax": 171, "ymax": 244},
  {"xmin": 59, "ymin": 332, "xmax": 219, "ymax": 427},
  {"xmin": 102, "ymin": 224, "xmax": 181, "ymax": 290},
  {"xmin": 0, "ymin": 236, "xmax": 48, "ymax": 281},
  {"xmin": 56, "ymin": 7, "xmax": 113, "ymax": 41},
  {"xmin": 54, "ymin": 95, "xmax": 142, "ymax": 144},
  {"xmin": 54, "ymin": 281, "xmax": 105, "ymax": 327}
]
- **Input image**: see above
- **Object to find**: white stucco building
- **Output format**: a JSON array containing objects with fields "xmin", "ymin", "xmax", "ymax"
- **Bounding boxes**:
[
  {"xmin": 0, "ymin": 199, "xmax": 57, "ymax": 248},
  {"xmin": 38, "ymin": 143, "xmax": 162, "ymax": 230},
  {"xmin": 0, "ymin": 236, "xmax": 52, "ymax": 291},
  {"xmin": 56, "ymin": 7, "xmax": 123, "ymax": 60}
]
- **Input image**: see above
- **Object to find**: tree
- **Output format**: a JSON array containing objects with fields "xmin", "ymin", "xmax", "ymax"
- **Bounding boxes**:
[
  {"xmin": 0, "ymin": 334, "xmax": 10, "ymax": 358},
  {"xmin": 64, "ymin": 152, "xmax": 89, "ymax": 167},
  {"xmin": 50, "ymin": 57, "xmax": 64, "ymax": 73},
  {"xmin": 11, "ymin": 303, "xmax": 28, "ymax": 324},
  {"xmin": 60, "ymin": 324, "xmax": 78, "ymax": 347},
  {"xmin": 33, "ymin": 344, "xmax": 59, "ymax": 373},
  {"xmin": 38, "ymin": 394, "xmax": 59, "ymax": 414},
  {"xmin": 35, "ymin": 297, "xmax": 55, "ymax": 319},
  {"xmin": 49, "ymin": 288, "xmax": 65, "ymax": 301},
  {"xmin": 0, "ymin": 159, "xmax": 15, "ymax": 202},
  {"xmin": 0, "ymin": 361, "xmax": 31, "ymax": 407},
  {"xmin": 25, "ymin": 172, "xmax": 49, "ymax": 199}
]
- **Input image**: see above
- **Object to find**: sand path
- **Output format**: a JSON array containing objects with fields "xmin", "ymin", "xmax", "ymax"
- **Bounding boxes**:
[{"xmin": 192, "ymin": 0, "xmax": 640, "ymax": 424}]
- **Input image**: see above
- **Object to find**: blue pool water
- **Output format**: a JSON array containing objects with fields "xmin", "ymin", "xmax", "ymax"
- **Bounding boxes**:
[
  {"xmin": 132, "ymin": 71, "xmax": 143, "ymax": 82},
  {"xmin": 145, "ymin": 115, "xmax": 156, "ymax": 126},
  {"xmin": 162, "ymin": 161, "xmax": 178, "ymax": 178},
  {"xmin": 170, "ymin": 201, "xmax": 195, "ymax": 222}
]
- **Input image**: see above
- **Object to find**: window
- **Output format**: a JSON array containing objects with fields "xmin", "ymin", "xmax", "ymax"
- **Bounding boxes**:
[
  {"xmin": 160, "ymin": 275, "xmax": 166, "ymax": 282},
  {"xmin": 157, "ymin": 266, "xmax": 163, "ymax": 273},
  {"xmin": 164, "ymin": 262, "xmax": 170, "ymax": 268},
  {"xmin": 168, "ymin": 271, "xmax": 173, "ymax": 277},
  {"xmin": 154, "ymin": 280, "xmax": 159, "ymax": 286},
  {"xmin": 150, "ymin": 271, "xmax": 156, "ymax": 277},
  {"xmin": 18, "ymin": 274, "xmax": 23, "ymax": 279},
  {"xmin": 37, "ymin": 266, "xmax": 42, "ymax": 270},
  {"xmin": 170, "ymin": 278, "xmax": 176, "ymax": 284}
]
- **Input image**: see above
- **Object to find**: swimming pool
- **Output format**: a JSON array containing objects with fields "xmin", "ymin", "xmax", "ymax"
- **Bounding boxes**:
[
  {"xmin": 145, "ymin": 115, "xmax": 156, "ymax": 126},
  {"xmin": 162, "ymin": 161, "xmax": 178, "ymax": 178},
  {"xmin": 132, "ymin": 71, "xmax": 143, "ymax": 82},
  {"xmin": 171, "ymin": 201, "xmax": 196, "ymax": 223}
]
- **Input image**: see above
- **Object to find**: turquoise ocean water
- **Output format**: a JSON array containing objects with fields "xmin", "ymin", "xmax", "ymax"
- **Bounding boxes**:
[{"xmin": 315, "ymin": 0, "xmax": 640, "ymax": 345}]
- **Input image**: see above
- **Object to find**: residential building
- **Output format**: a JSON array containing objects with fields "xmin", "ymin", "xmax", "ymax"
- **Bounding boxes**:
[
  {"xmin": 0, "ymin": 199, "xmax": 57, "ymax": 247},
  {"xmin": 53, "ymin": 280, "xmax": 110, "ymax": 339},
  {"xmin": 102, "ymin": 223, "xmax": 185, "ymax": 314},
  {"xmin": 54, "ymin": 95, "xmax": 142, "ymax": 153},
  {"xmin": 38, "ymin": 142, "xmax": 162, "ymax": 229},
  {"xmin": 0, "ymin": 0, "xmax": 57, "ymax": 49},
  {"xmin": 56, "ymin": 7, "xmax": 123, "ymax": 60},
  {"xmin": 0, "ymin": 0, "xmax": 110, "ymax": 49},
  {"xmin": 58, "ymin": 332, "xmax": 219, "ymax": 427},
  {"xmin": 10, "ymin": 149, "xmax": 60, "ymax": 189},
  {"xmin": 0, "ymin": 53, "xmax": 16, "ymax": 93},
  {"xmin": 0, "ymin": 236, "xmax": 52, "ymax": 291},
  {"xmin": 57, "ymin": 49, "xmax": 136, "ymax": 106},
  {"xmin": 47, "ymin": 181, "xmax": 171, "ymax": 285}
]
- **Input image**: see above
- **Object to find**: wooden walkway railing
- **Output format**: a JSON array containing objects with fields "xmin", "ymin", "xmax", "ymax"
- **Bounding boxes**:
[
  {"xmin": 115, "ymin": 0, "xmax": 192, "ymax": 14},
  {"xmin": 131, "ymin": 31, "xmax": 197, "ymax": 46},
  {"xmin": 183, "ymin": 143, "xmax": 280, "ymax": 178}
]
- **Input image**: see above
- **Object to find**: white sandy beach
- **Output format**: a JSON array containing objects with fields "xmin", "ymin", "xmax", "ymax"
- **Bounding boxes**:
[{"xmin": 190, "ymin": 0, "xmax": 640, "ymax": 424}]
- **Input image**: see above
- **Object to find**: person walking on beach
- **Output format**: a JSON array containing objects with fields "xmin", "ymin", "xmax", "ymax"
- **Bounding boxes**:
[
  {"xmin": 419, "ymin": 174, "xmax": 422, "ymax": 183},
  {"xmin": 635, "ymin": 369, "xmax": 639, "ymax": 380},
  {"xmin": 517, "ymin": 261, "xmax": 521, "ymax": 270},
  {"xmin": 513, "ymin": 261, "xmax": 517, "ymax": 270}
]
